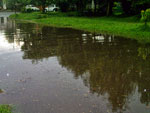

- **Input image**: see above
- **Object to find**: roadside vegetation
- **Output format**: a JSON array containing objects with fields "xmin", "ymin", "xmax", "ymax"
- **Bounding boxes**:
[
  {"xmin": 10, "ymin": 12, "xmax": 150, "ymax": 42},
  {"xmin": 6, "ymin": 0, "xmax": 150, "ymax": 42},
  {"xmin": 0, "ymin": 105, "xmax": 12, "ymax": 113}
]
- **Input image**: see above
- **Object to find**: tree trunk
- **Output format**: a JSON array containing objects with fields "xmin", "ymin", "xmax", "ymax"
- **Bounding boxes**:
[
  {"xmin": 91, "ymin": 0, "xmax": 94, "ymax": 11},
  {"xmin": 94, "ymin": 0, "xmax": 97, "ymax": 14},
  {"xmin": 42, "ymin": 4, "xmax": 46, "ymax": 13},
  {"xmin": 106, "ymin": 0, "xmax": 113, "ymax": 16},
  {"xmin": 106, "ymin": 2, "xmax": 110, "ymax": 16},
  {"xmin": 3, "ymin": 0, "xmax": 7, "ymax": 9},
  {"xmin": 42, "ymin": 0, "xmax": 46, "ymax": 13}
]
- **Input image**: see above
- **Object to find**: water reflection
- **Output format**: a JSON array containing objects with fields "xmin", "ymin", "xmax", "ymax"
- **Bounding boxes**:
[
  {"xmin": 0, "ymin": 18, "xmax": 24, "ymax": 52},
  {"xmin": 0, "ymin": 17, "xmax": 8, "ymax": 24},
  {"xmin": 0, "ymin": 17, "xmax": 11, "ymax": 30},
  {"xmin": 1, "ymin": 18, "xmax": 150, "ymax": 113}
]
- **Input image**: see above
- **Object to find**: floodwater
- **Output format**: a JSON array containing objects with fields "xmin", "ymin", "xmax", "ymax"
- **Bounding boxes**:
[{"xmin": 0, "ymin": 12, "xmax": 150, "ymax": 113}]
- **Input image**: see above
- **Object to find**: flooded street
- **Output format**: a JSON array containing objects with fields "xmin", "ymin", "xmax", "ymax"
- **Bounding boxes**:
[{"xmin": 0, "ymin": 12, "xmax": 150, "ymax": 113}]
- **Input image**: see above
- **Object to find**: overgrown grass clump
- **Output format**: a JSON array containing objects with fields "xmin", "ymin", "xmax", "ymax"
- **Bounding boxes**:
[
  {"xmin": 0, "ymin": 105, "xmax": 12, "ymax": 113},
  {"xmin": 10, "ymin": 12, "xmax": 150, "ymax": 42}
]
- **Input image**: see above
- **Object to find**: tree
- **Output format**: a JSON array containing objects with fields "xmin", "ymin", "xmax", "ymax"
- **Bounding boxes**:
[
  {"xmin": 96, "ymin": 0, "xmax": 114, "ymax": 16},
  {"xmin": 33, "ymin": 0, "xmax": 53, "ymax": 13},
  {"xmin": 7, "ymin": 0, "xmax": 31, "ymax": 10},
  {"xmin": 120, "ymin": 0, "xmax": 132, "ymax": 15},
  {"xmin": 141, "ymin": 9, "xmax": 150, "ymax": 26},
  {"xmin": 106, "ymin": 0, "xmax": 113, "ymax": 16},
  {"xmin": 56, "ymin": 0, "xmax": 69, "ymax": 12},
  {"xmin": 120, "ymin": 0, "xmax": 150, "ymax": 15}
]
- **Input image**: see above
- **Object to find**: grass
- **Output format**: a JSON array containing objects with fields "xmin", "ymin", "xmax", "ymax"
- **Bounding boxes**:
[
  {"xmin": 0, "ymin": 105, "xmax": 12, "ymax": 113},
  {"xmin": 10, "ymin": 12, "xmax": 150, "ymax": 43}
]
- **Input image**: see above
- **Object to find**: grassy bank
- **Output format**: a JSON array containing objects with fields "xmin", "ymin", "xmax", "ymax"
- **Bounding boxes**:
[
  {"xmin": 10, "ymin": 12, "xmax": 150, "ymax": 42},
  {"xmin": 0, "ymin": 105, "xmax": 12, "ymax": 113}
]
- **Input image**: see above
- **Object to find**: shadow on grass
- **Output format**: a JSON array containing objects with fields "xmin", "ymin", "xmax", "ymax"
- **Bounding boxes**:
[{"xmin": 139, "ymin": 24, "xmax": 150, "ymax": 31}]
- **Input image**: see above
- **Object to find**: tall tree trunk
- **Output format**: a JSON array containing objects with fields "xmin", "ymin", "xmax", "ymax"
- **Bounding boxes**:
[
  {"xmin": 106, "ymin": 2, "xmax": 110, "ymax": 16},
  {"xmin": 106, "ymin": 0, "xmax": 113, "ymax": 16},
  {"xmin": 42, "ymin": 0, "xmax": 46, "ymax": 13},
  {"xmin": 94, "ymin": 0, "xmax": 97, "ymax": 14},
  {"xmin": 91, "ymin": 0, "xmax": 94, "ymax": 11},
  {"xmin": 91, "ymin": 0, "xmax": 97, "ymax": 14},
  {"xmin": 3, "ymin": 0, "xmax": 7, "ymax": 9}
]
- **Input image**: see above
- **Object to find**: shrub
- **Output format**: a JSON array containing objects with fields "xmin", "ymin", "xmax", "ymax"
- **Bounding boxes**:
[
  {"xmin": 58, "ymin": 1, "xmax": 69, "ymax": 12},
  {"xmin": 25, "ymin": 8, "xmax": 33, "ymax": 13},
  {"xmin": 0, "ymin": 105, "xmax": 12, "ymax": 113},
  {"xmin": 21, "ymin": 7, "xmax": 26, "ymax": 13},
  {"xmin": 141, "ymin": 8, "xmax": 150, "ymax": 25}
]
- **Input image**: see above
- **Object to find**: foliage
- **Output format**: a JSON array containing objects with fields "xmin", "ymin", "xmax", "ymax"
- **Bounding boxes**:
[
  {"xmin": 10, "ymin": 12, "xmax": 150, "ymax": 42},
  {"xmin": 0, "ymin": 105, "xmax": 12, "ymax": 113},
  {"xmin": 21, "ymin": 6, "xmax": 27, "ymax": 13},
  {"xmin": 4, "ymin": 0, "xmax": 150, "ymax": 16},
  {"xmin": 0, "ymin": 1, "xmax": 2, "ymax": 7},
  {"xmin": 113, "ymin": 2, "xmax": 123, "ymax": 15},
  {"xmin": 141, "ymin": 9, "xmax": 150, "ymax": 25},
  {"xmin": 57, "ymin": 0, "xmax": 69, "ymax": 12},
  {"xmin": 7, "ymin": 0, "xmax": 32, "ymax": 10}
]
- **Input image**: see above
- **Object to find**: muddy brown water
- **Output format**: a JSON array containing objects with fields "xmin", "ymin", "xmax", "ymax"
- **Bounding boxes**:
[{"xmin": 0, "ymin": 12, "xmax": 150, "ymax": 113}]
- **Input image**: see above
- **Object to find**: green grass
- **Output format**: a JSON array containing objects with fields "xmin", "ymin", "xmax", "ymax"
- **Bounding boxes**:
[
  {"xmin": 10, "ymin": 12, "xmax": 150, "ymax": 43},
  {"xmin": 0, "ymin": 105, "xmax": 12, "ymax": 113}
]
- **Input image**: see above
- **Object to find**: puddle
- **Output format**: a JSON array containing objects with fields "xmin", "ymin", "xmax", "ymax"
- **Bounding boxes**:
[{"xmin": 0, "ymin": 12, "xmax": 150, "ymax": 113}]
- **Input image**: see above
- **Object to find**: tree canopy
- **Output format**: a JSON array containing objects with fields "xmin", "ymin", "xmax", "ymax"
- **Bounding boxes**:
[{"xmin": 6, "ymin": 0, "xmax": 150, "ymax": 15}]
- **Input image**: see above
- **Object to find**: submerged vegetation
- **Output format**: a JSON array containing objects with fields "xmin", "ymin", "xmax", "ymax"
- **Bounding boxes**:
[{"xmin": 10, "ymin": 12, "xmax": 150, "ymax": 42}]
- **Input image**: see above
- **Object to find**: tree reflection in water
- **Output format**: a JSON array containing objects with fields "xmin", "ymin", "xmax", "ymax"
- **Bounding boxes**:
[{"xmin": 4, "ymin": 22, "xmax": 150, "ymax": 112}]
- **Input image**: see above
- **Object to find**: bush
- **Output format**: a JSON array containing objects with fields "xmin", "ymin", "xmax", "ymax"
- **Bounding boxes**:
[
  {"xmin": 0, "ymin": 105, "xmax": 12, "ymax": 113},
  {"xmin": 23, "ymin": 8, "xmax": 33, "ymax": 13},
  {"xmin": 141, "ymin": 8, "xmax": 150, "ymax": 25},
  {"xmin": 21, "ymin": 7, "xmax": 26, "ymax": 13},
  {"xmin": 58, "ymin": 1, "xmax": 69, "ymax": 12}
]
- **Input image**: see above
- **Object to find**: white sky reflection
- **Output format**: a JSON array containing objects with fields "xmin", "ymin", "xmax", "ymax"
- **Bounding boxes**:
[{"xmin": 0, "ymin": 31, "xmax": 23, "ymax": 53}]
